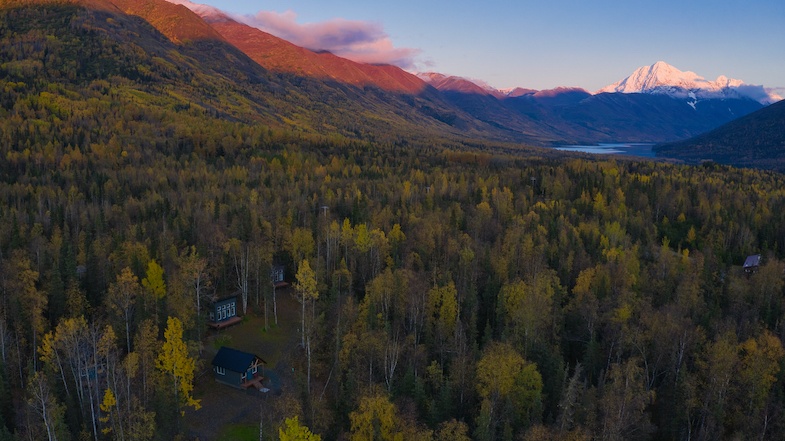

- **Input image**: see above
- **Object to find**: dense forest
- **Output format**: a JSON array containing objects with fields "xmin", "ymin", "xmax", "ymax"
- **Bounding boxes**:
[{"xmin": 4, "ymin": 2, "xmax": 785, "ymax": 441}]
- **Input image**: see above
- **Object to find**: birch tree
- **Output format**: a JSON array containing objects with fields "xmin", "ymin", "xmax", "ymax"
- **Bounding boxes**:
[
  {"xmin": 27, "ymin": 371, "xmax": 68, "ymax": 441},
  {"xmin": 225, "ymin": 239, "xmax": 251, "ymax": 315},
  {"xmin": 106, "ymin": 267, "xmax": 140, "ymax": 354},
  {"xmin": 294, "ymin": 259, "xmax": 318, "ymax": 392}
]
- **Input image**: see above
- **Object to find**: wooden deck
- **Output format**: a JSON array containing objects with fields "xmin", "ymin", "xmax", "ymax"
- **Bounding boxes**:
[
  {"xmin": 207, "ymin": 316, "xmax": 242, "ymax": 330},
  {"xmin": 241, "ymin": 375, "xmax": 265, "ymax": 390}
]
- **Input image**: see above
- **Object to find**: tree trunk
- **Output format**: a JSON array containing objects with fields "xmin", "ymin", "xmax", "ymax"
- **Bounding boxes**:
[
  {"xmin": 273, "ymin": 284, "xmax": 278, "ymax": 326},
  {"xmin": 306, "ymin": 333, "xmax": 312, "ymax": 394},
  {"xmin": 301, "ymin": 297, "xmax": 305, "ymax": 348}
]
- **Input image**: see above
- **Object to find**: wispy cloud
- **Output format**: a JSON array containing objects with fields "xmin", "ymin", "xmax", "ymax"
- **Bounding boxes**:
[
  {"xmin": 239, "ymin": 10, "xmax": 420, "ymax": 68},
  {"xmin": 766, "ymin": 87, "xmax": 784, "ymax": 102},
  {"xmin": 165, "ymin": 0, "xmax": 420, "ymax": 68}
]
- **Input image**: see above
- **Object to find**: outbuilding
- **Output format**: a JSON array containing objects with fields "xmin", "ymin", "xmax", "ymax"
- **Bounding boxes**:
[
  {"xmin": 743, "ymin": 254, "xmax": 762, "ymax": 274},
  {"xmin": 207, "ymin": 294, "xmax": 241, "ymax": 329},
  {"xmin": 271, "ymin": 264, "xmax": 288, "ymax": 288}
]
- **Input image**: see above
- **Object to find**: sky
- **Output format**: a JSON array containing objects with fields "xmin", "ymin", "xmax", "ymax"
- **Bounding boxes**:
[{"xmin": 189, "ymin": 0, "xmax": 784, "ymax": 93}]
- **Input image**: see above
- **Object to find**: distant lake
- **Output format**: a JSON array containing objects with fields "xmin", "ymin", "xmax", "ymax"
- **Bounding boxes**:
[{"xmin": 554, "ymin": 143, "xmax": 656, "ymax": 158}]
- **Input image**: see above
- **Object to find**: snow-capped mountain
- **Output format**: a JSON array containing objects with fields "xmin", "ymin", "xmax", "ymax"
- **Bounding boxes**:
[{"xmin": 599, "ymin": 61, "xmax": 780, "ymax": 105}]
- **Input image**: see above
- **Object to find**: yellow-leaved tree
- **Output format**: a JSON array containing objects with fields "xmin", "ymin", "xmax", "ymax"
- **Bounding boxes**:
[
  {"xmin": 141, "ymin": 259, "xmax": 166, "ymax": 321},
  {"xmin": 156, "ymin": 316, "xmax": 200, "ymax": 414},
  {"xmin": 349, "ymin": 392, "xmax": 402, "ymax": 441},
  {"xmin": 99, "ymin": 388, "xmax": 117, "ymax": 435},
  {"xmin": 279, "ymin": 416, "xmax": 321, "ymax": 441},
  {"xmin": 475, "ymin": 342, "xmax": 542, "ymax": 441}
]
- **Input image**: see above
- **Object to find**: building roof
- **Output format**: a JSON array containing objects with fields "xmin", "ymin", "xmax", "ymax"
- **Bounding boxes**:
[
  {"xmin": 211, "ymin": 293, "xmax": 239, "ymax": 305},
  {"xmin": 743, "ymin": 254, "xmax": 762, "ymax": 269},
  {"xmin": 211, "ymin": 347, "xmax": 265, "ymax": 372}
]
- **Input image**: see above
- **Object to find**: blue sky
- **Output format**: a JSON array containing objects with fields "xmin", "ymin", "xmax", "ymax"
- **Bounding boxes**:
[{"xmin": 192, "ymin": 0, "xmax": 784, "ymax": 92}]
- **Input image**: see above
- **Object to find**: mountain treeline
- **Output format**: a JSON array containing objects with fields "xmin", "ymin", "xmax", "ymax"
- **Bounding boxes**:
[{"xmin": 4, "ymin": 2, "xmax": 785, "ymax": 441}]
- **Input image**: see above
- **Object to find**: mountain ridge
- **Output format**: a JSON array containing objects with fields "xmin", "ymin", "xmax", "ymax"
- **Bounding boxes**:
[
  {"xmin": 164, "ymin": 0, "xmax": 427, "ymax": 94},
  {"xmin": 655, "ymin": 99, "xmax": 785, "ymax": 170}
]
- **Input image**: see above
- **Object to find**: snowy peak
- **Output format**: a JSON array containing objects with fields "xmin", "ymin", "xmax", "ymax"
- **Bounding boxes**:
[
  {"xmin": 599, "ymin": 61, "xmax": 779, "ymax": 104},
  {"xmin": 599, "ymin": 61, "xmax": 737, "ymax": 94}
]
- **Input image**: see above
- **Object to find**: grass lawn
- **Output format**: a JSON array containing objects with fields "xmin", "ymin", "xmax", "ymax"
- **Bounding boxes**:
[{"xmin": 216, "ymin": 424, "xmax": 260, "ymax": 441}]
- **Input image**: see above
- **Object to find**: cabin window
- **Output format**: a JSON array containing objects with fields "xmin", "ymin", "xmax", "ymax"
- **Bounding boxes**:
[
  {"xmin": 271, "ymin": 267, "xmax": 284, "ymax": 282},
  {"xmin": 230, "ymin": 303, "xmax": 236, "ymax": 317},
  {"xmin": 216, "ymin": 366, "xmax": 225, "ymax": 375}
]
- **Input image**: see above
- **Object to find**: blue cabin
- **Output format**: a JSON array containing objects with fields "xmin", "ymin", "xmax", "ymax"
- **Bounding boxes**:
[
  {"xmin": 207, "ymin": 295, "xmax": 240, "ymax": 329},
  {"xmin": 211, "ymin": 347, "xmax": 266, "ymax": 389}
]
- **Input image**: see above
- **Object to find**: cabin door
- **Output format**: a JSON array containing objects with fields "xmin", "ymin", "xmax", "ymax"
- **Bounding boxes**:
[{"xmin": 247, "ymin": 363, "xmax": 259, "ymax": 379}]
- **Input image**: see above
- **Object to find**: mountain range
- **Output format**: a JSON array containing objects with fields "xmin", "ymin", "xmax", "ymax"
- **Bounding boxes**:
[
  {"xmin": 1, "ymin": 0, "xmax": 782, "ymax": 166},
  {"xmin": 420, "ymin": 61, "xmax": 780, "ymax": 105},
  {"xmin": 150, "ymin": 0, "xmax": 780, "ymax": 146},
  {"xmin": 414, "ymin": 61, "xmax": 779, "ymax": 144}
]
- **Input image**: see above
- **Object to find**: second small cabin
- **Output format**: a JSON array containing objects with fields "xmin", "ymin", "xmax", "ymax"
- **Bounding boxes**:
[
  {"xmin": 271, "ymin": 264, "xmax": 288, "ymax": 288},
  {"xmin": 207, "ymin": 294, "xmax": 241, "ymax": 329}
]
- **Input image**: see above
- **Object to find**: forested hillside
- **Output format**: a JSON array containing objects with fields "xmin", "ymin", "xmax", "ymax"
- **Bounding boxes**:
[
  {"xmin": 3, "ymin": 2, "xmax": 785, "ymax": 441},
  {"xmin": 656, "ymin": 99, "xmax": 785, "ymax": 171}
]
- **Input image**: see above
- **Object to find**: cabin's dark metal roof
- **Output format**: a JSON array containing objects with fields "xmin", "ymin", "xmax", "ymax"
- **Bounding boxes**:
[
  {"xmin": 211, "ymin": 347, "xmax": 265, "ymax": 372},
  {"xmin": 743, "ymin": 254, "xmax": 761, "ymax": 269}
]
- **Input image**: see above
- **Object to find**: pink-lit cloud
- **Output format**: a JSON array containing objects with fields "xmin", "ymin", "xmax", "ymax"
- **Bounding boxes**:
[
  {"xmin": 239, "ymin": 10, "xmax": 420, "ymax": 68},
  {"xmin": 766, "ymin": 87, "xmax": 785, "ymax": 102},
  {"xmin": 164, "ymin": 0, "xmax": 420, "ymax": 68}
]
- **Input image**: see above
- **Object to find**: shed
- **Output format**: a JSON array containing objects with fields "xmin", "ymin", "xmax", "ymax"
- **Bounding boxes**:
[
  {"xmin": 211, "ymin": 347, "xmax": 267, "ymax": 389},
  {"xmin": 207, "ymin": 294, "xmax": 241, "ymax": 329},
  {"xmin": 743, "ymin": 254, "xmax": 762, "ymax": 273},
  {"xmin": 271, "ymin": 264, "xmax": 288, "ymax": 288}
]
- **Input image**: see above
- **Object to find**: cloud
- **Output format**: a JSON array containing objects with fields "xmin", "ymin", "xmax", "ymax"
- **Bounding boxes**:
[
  {"xmin": 239, "ymin": 10, "xmax": 420, "ymax": 68},
  {"xmin": 734, "ymin": 84, "xmax": 783, "ymax": 105},
  {"xmin": 765, "ymin": 87, "xmax": 784, "ymax": 103}
]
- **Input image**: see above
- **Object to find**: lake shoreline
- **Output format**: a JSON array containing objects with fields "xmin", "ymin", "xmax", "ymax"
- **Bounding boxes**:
[{"xmin": 554, "ymin": 143, "xmax": 657, "ymax": 158}]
